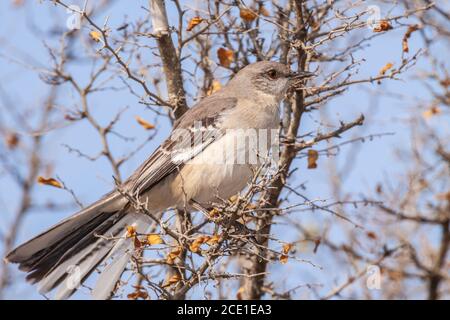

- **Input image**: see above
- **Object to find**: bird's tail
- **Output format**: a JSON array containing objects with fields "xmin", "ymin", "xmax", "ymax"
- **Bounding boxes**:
[{"xmin": 4, "ymin": 191, "xmax": 151, "ymax": 300}]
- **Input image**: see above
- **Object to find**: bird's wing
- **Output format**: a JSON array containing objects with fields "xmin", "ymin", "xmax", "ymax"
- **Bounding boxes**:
[{"xmin": 126, "ymin": 95, "xmax": 237, "ymax": 195}]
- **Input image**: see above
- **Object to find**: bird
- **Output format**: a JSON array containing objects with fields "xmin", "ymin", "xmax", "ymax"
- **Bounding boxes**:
[{"xmin": 4, "ymin": 61, "xmax": 314, "ymax": 299}]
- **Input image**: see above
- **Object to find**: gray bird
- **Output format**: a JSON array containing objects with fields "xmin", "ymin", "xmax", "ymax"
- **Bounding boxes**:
[{"xmin": 5, "ymin": 61, "xmax": 313, "ymax": 299}]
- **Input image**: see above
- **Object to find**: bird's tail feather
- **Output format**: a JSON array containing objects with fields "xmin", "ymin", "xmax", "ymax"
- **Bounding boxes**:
[{"xmin": 4, "ymin": 191, "xmax": 150, "ymax": 299}]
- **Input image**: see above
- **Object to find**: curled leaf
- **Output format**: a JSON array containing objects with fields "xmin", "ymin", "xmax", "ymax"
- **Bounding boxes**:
[
  {"xmin": 377, "ymin": 62, "xmax": 393, "ymax": 84},
  {"xmin": 217, "ymin": 48, "xmax": 234, "ymax": 68},
  {"xmin": 166, "ymin": 246, "xmax": 182, "ymax": 264},
  {"xmin": 366, "ymin": 231, "xmax": 377, "ymax": 240},
  {"xmin": 135, "ymin": 116, "xmax": 155, "ymax": 130},
  {"xmin": 259, "ymin": 6, "xmax": 270, "ymax": 17},
  {"xmin": 189, "ymin": 235, "xmax": 211, "ymax": 253},
  {"xmin": 37, "ymin": 176, "xmax": 62, "ymax": 189},
  {"xmin": 206, "ymin": 234, "xmax": 221, "ymax": 245},
  {"xmin": 373, "ymin": 20, "xmax": 392, "ymax": 32},
  {"xmin": 126, "ymin": 225, "xmax": 136, "ymax": 238},
  {"xmin": 127, "ymin": 289, "xmax": 148, "ymax": 300},
  {"xmin": 186, "ymin": 17, "xmax": 204, "ymax": 31},
  {"xmin": 89, "ymin": 31, "xmax": 102, "ymax": 42},
  {"xmin": 163, "ymin": 274, "xmax": 181, "ymax": 287},
  {"xmin": 307, "ymin": 149, "xmax": 319, "ymax": 169},
  {"xmin": 5, "ymin": 133, "xmax": 19, "ymax": 150},
  {"xmin": 147, "ymin": 234, "xmax": 164, "ymax": 245},
  {"xmin": 280, "ymin": 243, "xmax": 293, "ymax": 264},
  {"xmin": 422, "ymin": 106, "xmax": 441, "ymax": 119},
  {"xmin": 402, "ymin": 25, "xmax": 419, "ymax": 53},
  {"xmin": 207, "ymin": 80, "xmax": 222, "ymax": 96},
  {"xmin": 236, "ymin": 287, "xmax": 245, "ymax": 300},
  {"xmin": 240, "ymin": 8, "xmax": 257, "ymax": 22}
]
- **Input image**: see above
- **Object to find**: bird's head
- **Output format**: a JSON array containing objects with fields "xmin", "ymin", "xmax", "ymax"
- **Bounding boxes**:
[{"xmin": 228, "ymin": 61, "xmax": 314, "ymax": 101}]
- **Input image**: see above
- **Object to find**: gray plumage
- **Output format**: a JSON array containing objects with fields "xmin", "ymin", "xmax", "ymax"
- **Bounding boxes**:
[{"xmin": 4, "ymin": 61, "xmax": 313, "ymax": 299}]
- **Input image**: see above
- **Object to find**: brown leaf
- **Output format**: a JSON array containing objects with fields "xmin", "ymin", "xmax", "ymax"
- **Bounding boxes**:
[
  {"xmin": 166, "ymin": 246, "xmax": 182, "ymax": 264},
  {"xmin": 240, "ymin": 8, "xmax": 257, "ymax": 22},
  {"xmin": 5, "ymin": 133, "xmax": 19, "ymax": 150},
  {"xmin": 206, "ymin": 234, "xmax": 221, "ymax": 245},
  {"xmin": 147, "ymin": 234, "xmax": 164, "ymax": 245},
  {"xmin": 402, "ymin": 25, "xmax": 419, "ymax": 53},
  {"xmin": 307, "ymin": 149, "xmax": 318, "ymax": 169},
  {"xmin": 439, "ymin": 78, "xmax": 450, "ymax": 88},
  {"xmin": 127, "ymin": 289, "xmax": 148, "ymax": 300},
  {"xmin": 259, "ymin": 6, "xmax": 270, "ymax": 17},
  {"xmin": 189, "ymin": 235, "xmax": 211, "ymax": 253},
  {"xmin": 280, "ymin": 243, "xmax": 293, "ymax": 264},
  {"xmin": 436, "ymin": 191, "xmax": 450, "ymax": 202},
  {"xmin": 135, "ymin": 116, "xmax": 155, "ymax": 130},
  {"xmin": 282, "ymin": 243, "xmax": 293, "ymax": 254},
  {"xmin": 89, "ymin": 31, "xmax": 102, "ymax": 42},
  {"xmin": 126, "ymin": 225, "xmax": 136, "ymax": 238},
  {"xmin": 186, "ymin": 17, "xmax": 204, "ymax": 31},
  {"xmin": 206, "ymin": 80, "xmax": 221, "ymax": 96},
  {"xmin": 377, "ymin": 62, "xmax": 394, "ymax": 84},
  {"xmin": 236, "ymin": 286, "xmax": 245, "ymax": 300},
  {"xmin": 422, "ymin": 106, "xmax": 441, "ymax": 119},
  {"xmin": 373, "ymin": 20, "xmax": 392, "ymax": 32},
  {"xmin": 366, "ymin": 231, "xmax": 377, "ymax": 240},
  {"xmin": 163, "ymin": 274, "xmax": 182, "ymax": 287},
  {"xmin": 217, "ymin": 48, "xmax": 234, "ymax": 68},
  {"xmin": 37, "ymin": 176, "xmax": 62, "ymax": 189},
  {"xmin": 379, "ymin": 62, "xmax": 394, "ymax": 76}
]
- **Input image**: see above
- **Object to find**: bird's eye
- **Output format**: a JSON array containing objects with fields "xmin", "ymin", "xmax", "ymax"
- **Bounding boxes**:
[{"xmin": 267, "ymin": 69, "xmax": 277, "ymax": 79}]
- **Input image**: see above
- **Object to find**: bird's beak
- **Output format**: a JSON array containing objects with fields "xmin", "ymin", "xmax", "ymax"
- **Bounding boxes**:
[{"xmin": 288, "ymin": 70, "xmax": 316, "ymax": 80}]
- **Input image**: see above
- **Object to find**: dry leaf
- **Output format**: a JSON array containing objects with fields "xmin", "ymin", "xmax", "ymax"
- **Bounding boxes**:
[
  {"xmin": 163, "ymin": 274, "xmax": 181, "ymax": 287},
  {"xmin": 37, "ymin": 176, "xmax": 62, "ymax": 189},
  {"xmin": 422, "ymin": 106, "xmax": 441, "ymax": 119},
  {"xmin": 167, "ymin": 246, "xmax": 182, "ymax": 264},
  {"xmin": 89, "ymin": 31, "xmax": 102, "ymax": 42},
  {"xmin": 186, "ymin": 17, "xmax": 204, "ymax": 31},
  {"xmin": 207, "ymin": 80, "xmax": 222, "ymax": 96},
  {"xmin": 259, "ymin": 6, "xmax": 270, "ymax": 17},
  {"xmin": 402, "ymin": 25, "xmax": 419, "ymax": 53},
  {"xmin": 366, "ymin": 231, "xmax": 377, "ymax": 240},
  {"xmin": 206, "ymin": 234, "xmax": 221, "ymax": 245},
  {"xmin": 379, "ymin": 62, "xmax": 394, "ymax": 75},
  {"xmin": 229, "ymin": 194, "xmax": 238, "ymax": 203},
  {"xmin": 378, "ymin": 62, "xmax": 394, "ymax": 84},
  {"xmin": 236, "ymin": 287, "xmax": 245, "ymax": 300},
  {"xmin": 280, "ymin": 243, "xmax": 293, "ymax": 264},
  {"xmin": 135, "ymin": 116, "xmax": 155, "ymax": 130},
  {"xmin": 147, "ymin": 234, "xmax": 164, "ymax": 245},
  {"xmin": 439, "ymin": 78, "xmax": 450, "ymax": 88},
  {"xmin": 5, "ymin": 133, "xmax": 19, "ymax": 150},
  {"xmin": 373, "ymin": 20, "xmax": 392, "ymax": 32},
  {"xmin": 240, "ymin": 8, "xmax": 257, "ymax": 22},
  {"xmin": 127, "ymin": 290, "xmax": 148, "ymax": 300},
  {"xmin": 217, "ymin": 48, "xmax": 234, "ymax": 67},
  {"xmin": 126, "ymin": 225, "xmax": 136, "ymax": 238},
  {"xmin": 12, "ymin": 0, "xmax": 24, "ymax": 8},
  {"xmin": 436, "ymin": 191, "xmax": 450, "ymax": 202},
  {"xmin": 307, "ymin": 149, "xmax": 319, "ymax": 169},
  {"xmin": 189, "ymin": 235, "xmax": 211, "ymax": 253}
]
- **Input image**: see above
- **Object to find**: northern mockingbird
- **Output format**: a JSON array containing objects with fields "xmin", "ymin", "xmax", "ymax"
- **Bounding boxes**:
[{"xmin": 5, "ymin": 61, "xmax": 313, "ymax": 299}]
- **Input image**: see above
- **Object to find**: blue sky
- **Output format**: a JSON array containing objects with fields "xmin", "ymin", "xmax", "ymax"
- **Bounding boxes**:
[{"xmin": 0, "ymin": 1, "xmax": 448, "ymax": 299}]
